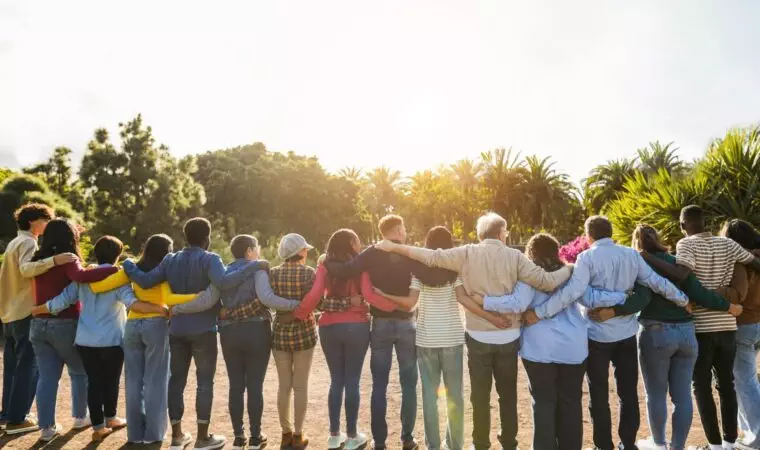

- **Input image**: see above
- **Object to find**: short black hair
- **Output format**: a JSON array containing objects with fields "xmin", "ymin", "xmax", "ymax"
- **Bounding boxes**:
[
  {"xmin": 93, "ymin": 235, "xmax": 124, "ymax": 265},
  {"xmin": 14, "ymin": 203, "xmax": 54, "ymax": 231},
  {"xmin": 286, "ymin": 253, "xmax": 305, "ymax": 263},
  {"xmin": 230, "ymin": 234, "xmax": 258, "ymax": 259},
  {"xmin": 585, "ymin": 215, "xmax": 613, "ymax": 241},
  {"xmin": 680, "ymin": 205, "xmax": 704, "ymax": 225},
  {"xmin": 183, "ymin": 217, "xmax": 212, "ymax": 247}
]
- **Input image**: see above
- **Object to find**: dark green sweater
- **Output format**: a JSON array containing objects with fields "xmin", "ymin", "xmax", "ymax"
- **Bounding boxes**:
[{"xmin": 613, "ymin": 252, "xmax": 730, "ymax": 323}]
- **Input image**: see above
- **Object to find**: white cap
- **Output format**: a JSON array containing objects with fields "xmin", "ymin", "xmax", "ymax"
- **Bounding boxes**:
[{"xmin": 278, "ymin": 233, "xmax": 314, "ymax": 260}]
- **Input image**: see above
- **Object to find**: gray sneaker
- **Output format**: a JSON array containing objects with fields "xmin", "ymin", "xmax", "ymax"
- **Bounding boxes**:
[
  {"xmin": 170, "ymin": 432, "xmax": 193, "ymax": 450},
  {"xmin": 40, "ymin": 424, "xmax": 62, "ymax": 442},
  {"xmin": 195, "ymin": 434, "xmax": 227, "ymax": 450}
]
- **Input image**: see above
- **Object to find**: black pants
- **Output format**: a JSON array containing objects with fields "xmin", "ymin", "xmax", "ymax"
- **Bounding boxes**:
[
  {"xmin": 76, "ymin": 345, "xmax": 124, "ymax": 428},
  {"xmin": 220, "ymin": 321, "xmax": 272, "ymax": 439},
  {"xmin": 465, "ymin": 334, "xmax": 519, "ymax": 450},
  {"xmin": 523, "ymin": 359, "xmax": 586, "ymax": 450},
  {"xmin": 693, "ymin": 331, "xmax": 738, "ymax": 445},
  {"xmin": 587, "ymin": 336, "xmax": 640, "ymax": 450}
]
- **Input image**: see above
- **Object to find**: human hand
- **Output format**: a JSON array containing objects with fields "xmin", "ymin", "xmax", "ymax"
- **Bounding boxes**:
[
  {"xmin": 256, "ymin": 259, "xmax": 270, "ymax": 272},
  {"xmin": 685, "ymin": 302, "xmax": 694, "ymax": 314},
  {"xmin": 31, "ymin": 305, "xmax": 48, "ymax": 316},
  {"xmin": 350, "ymin": 295, "xmax": 364, "ymax": 307},
  {"xmin": 589, "ymin": 307, "xmax": 616, "ymax": 323},
  {"xmin": 485, "ymin": 312, "xmax": 510, "ymax": 329},
  {"xmin": 53, "ymin": 252, "xmax": 78, "ymax": 266},
  {"xmin": 161, "ymin": 305, "xmax": 171, "ymax": 318},
  {"xmin": 374, "ymin": 240, "xmax": 396, "ymax": 253},
  {"xmin": 522, "ymin": 310, "xmax": 539, "ymax": 326},
  {"xmin": 728, "ymin": 304, "xmax": 743, "ymax": 317}
]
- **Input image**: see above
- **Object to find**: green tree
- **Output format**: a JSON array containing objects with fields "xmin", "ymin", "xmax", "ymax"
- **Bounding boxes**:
[
  {"xmin": 23, "ymin": 146, "xmax": 74, "ymax": 196},
  {"xmin": 0, "ymin": 174, "xmax": 79, "ymax": 250},
  {"xmin": 582, "ymin": 159, "xmax": 637, "ymax": 214},
  {"xmin": 79, "ymin": 115, "xmax": 205, "ymax": 249},
  {"xmin": 607, "ymin": 126, "xmax": 760, "ymax": 247},
  {"xmin": 522, "ymin": 155, "xmax": 583, "ymax": 242},
  {"xmin": 196, "ymin": 143, "xmax": 368, "ymax": 251},
  {"xmin": 636, "ymin": 141, "xmax": 689, "ymax": 177},
  {"xmin": 478, "ymin": 148, "xmax": 527, "ymax": 242},
  {"xmin": 449, "ymin": 158, "xmax": 486, "ymax": 241}
]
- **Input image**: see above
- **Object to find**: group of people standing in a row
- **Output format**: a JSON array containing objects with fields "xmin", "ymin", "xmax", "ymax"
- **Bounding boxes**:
[{"xmin": 0, "ymin": 202, "xmax": 759, "ymax": 450}]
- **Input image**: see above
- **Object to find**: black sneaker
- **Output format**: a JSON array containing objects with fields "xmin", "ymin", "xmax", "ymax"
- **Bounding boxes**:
[
  {"xmin": 401, "ymin": 439, "xmax": 419, "ymax": 450},
  {"xmin": 250, "ymin": 434, "xmax": 268, "ymax": 450},
  {"xmin": 232, "ymin": 436, "xmax": 248, "ymax": 450}
]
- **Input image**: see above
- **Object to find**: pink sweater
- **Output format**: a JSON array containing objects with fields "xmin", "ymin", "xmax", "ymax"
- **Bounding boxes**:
[{"xmin": 294, "ymin": 264, "xmax": 398, "ymax": 326}]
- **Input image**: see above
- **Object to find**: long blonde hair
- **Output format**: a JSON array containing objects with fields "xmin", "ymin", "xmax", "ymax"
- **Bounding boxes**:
[{"xmin": 631, "ymin": 224, "xmax": 669, "ymax": 253}]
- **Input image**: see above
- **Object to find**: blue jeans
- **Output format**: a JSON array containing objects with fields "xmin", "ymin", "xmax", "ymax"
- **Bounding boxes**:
[
  {"xmin": 220, "ymin": 320, "xmax": 271, "ymax": 438},
  {"xmin": 370, "ymin": 317, "xmax": 417, "ymax": 446},
  {"xmin": 168, "ymin": 331, "xmax": 218, "ymax": 424},
  {"xmin": 638, "ymin": 320, "xmax": 698, "ymax": 450},
  {"xmin": 1, "ymin": 316, "xmax": 38, "ymax": 424},
  {"xmin": 735, "ymin": 323, "xmax": 760, "ymax": 448},
  {"xmin": 417, "ymin": 346, "xmax": 464, "ymax": 450},
  {"xmin": 29, "ymin": 318, "xmax": 88, "ymax": 429},
  {"xmin": 320, "ymin": 322, "xmax": 370, "ymax": 436},
  {"xmin": 124, "ymin": 318, "xmax": 170, "ymax": 443}
]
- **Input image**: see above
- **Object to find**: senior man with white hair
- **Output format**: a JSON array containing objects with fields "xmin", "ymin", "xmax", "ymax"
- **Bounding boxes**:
[{"xmin": 374, "ymin": 212, "xmax": 571, "ymax": 450}]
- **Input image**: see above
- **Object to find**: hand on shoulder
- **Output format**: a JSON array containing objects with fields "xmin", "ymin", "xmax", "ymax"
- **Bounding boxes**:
[{"xmin": 375, "ymin": 240, "xmax": 396, "ymax": 253}]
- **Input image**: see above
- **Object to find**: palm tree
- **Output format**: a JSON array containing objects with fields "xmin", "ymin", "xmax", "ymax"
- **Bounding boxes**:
[
  {"xmin": 363, "ymin": 166, "xmax": 405, "ymax": 239},
  {"xmin": 478, "ymin": 148, "xmax": 527, "ymax": 242},
  {"xmin": 450, "ymin": 158, "xmax": 481, "ymax": 192},
  {"xmin": 338, "ymin": 166, "xmax": 363, "ymax": 183},
  {"xmin": 449, "ymin": 159, "xmax": 483, "ymax": 240},
  {"xmin": 582, "ymin": 158, "xmax": 637, "ymax": 214},
  {"xmin": 522, "ymin": 155, "xmax": 579, "ymax": 231},
  {"xmin": 636, "ymin": 141, "xmax": 689, "ymax": 177}
]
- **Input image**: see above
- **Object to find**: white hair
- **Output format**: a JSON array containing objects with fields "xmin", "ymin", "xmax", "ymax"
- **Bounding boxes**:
[{"xmin": 476, "ymin": 212, "xmax": 507, "ymax": 241}]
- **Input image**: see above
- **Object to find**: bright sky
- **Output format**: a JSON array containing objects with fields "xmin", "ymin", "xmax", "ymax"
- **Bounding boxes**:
[{"xmin": 2, "ymin": 0, "xmax": 759, "ymax": 183}]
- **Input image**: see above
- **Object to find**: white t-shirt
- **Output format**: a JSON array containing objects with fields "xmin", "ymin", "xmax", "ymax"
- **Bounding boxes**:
[{"xmin": 411, "ymin": 276, "xmax": 466, "ymax": 348}]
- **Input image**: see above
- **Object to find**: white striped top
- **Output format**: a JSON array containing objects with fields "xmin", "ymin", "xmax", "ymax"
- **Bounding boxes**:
[
  {"xmin": 676, "ymin": 233, "xmax": 755, "ymax": 333},
  {"xmin": 411, "ymin": 277, "xmax": 466, "ymax": 348}
]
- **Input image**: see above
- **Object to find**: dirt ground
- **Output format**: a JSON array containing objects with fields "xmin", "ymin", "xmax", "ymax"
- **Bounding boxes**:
[{"xmin": 0, "ymin": 339, "xmax": 750, "ymax": 449}]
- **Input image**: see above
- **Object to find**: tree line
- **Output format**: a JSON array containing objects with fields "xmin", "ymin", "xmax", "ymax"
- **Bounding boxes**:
[{"xmin": 1, "ymin": 114, "xmax": 759, "ymax": 260}]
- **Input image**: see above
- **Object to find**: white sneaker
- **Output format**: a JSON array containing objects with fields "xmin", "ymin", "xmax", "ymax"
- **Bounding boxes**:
[
  {"xmin": 637, "ymin": 438, "xmax": 668, "ymax": 450},
  {"xmin": 73, "ymin": 416, "xmax": 91, "ymax": 430},
  {"xmin": 40, "ymin": 424, "xmax": 62, "ymax": 442},
  {"xmin": 328, "ymin": 433, "xmax": 348, "ymax": 449},
  {"xmin": 346, "ymin": 432, "xmax": 368, "ymax": 450},
  {"xmin": 723, "ymin": 442, "xmax": 736, "ymax": 450}
]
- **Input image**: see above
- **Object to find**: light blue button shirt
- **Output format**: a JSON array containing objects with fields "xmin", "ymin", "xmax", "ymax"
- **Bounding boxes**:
[
  {"xmin": 484, "ymin": 281, "xmax": 627, "ymax": 364},
  {"xmin": 533, "ymin": 238, "xmax": 688, "ymax": 343},
  {"xmin": 47, "ymin": 266, "xmax": 138, "ymax": 347}
]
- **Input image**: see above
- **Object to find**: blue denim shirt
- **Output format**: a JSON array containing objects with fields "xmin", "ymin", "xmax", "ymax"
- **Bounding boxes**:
[
  {"xmin": 484, "ymin": 281, "xmax": 626, "ymax": 363},
  {"xmin": 47, "ymin": 266, "xmax": 137, "ymax": 347},
  {"xmin": 533, "ymin": 238, "xmax": 688, "ymax": 343},
  {"xmin": 123, "ymin": 247, "xmax": 259, "ymax": 336}
]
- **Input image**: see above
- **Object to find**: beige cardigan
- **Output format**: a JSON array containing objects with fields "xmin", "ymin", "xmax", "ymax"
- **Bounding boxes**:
[
  {"xmin": 407, "ymin": 239, "xmax": 571, "ymax": 332},
  {"xmin": 0, "ymin": 231, "xmax": 56, "ymax": 323}
]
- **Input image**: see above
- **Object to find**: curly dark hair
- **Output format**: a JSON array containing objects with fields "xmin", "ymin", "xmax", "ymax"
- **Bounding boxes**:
[
  {"xmin": 524, "ymin": 233, "xmax": 564, "ymax": 272},
  {"xmin": 14, "ymin": 203, "xmax": 54, "ymax": 231}
]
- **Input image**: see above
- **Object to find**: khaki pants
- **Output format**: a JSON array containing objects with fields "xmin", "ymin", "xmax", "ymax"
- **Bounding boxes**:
[{"xmin": 272, "ymin": 347, "xmax": 315, "ymax": 433}]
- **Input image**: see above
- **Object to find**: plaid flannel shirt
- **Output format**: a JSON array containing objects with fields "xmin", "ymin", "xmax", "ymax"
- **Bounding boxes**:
[
  {"xmin": 220, "ymin": 298, "xmax": 269, "ymax": 322},
  {"xmin": 318, "ymin": 296, "xmax": 353, "ymax": 312},
  {"xmin": 270, "ymin": 262, "xmax": 317, "ymax": 352}
]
